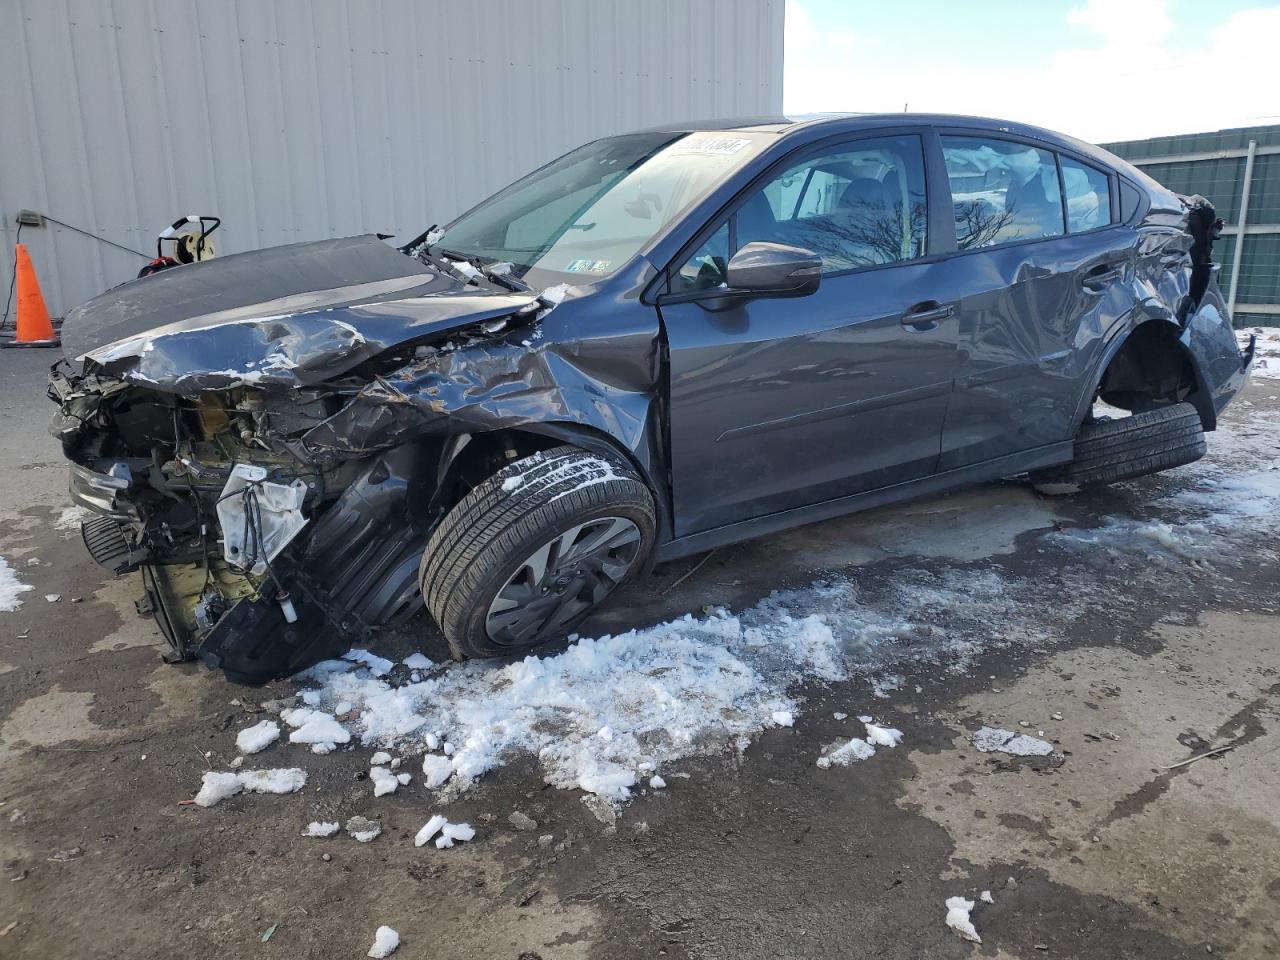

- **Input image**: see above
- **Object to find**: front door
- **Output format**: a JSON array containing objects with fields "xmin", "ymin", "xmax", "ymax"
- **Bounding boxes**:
[{"xmin": 657, "ymin": 133, "xmax": 960, "ymax": 537}]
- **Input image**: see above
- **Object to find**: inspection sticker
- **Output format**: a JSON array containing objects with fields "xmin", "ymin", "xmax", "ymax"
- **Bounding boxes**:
[
  {"xmin": 673, "ymin": 135, "xmax": 751, "ymax": 155},
  {"xmin": 564, "ymin": 258, "xmax": 612, "ymax": 274}
]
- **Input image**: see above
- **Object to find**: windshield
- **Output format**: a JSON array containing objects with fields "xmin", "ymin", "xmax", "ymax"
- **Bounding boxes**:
[{"xmin": 431, "ymin": 131, "xmax": 772, "ymax": 286}]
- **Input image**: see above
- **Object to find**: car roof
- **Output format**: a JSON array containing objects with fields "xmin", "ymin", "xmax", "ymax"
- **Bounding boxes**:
[{"xmin": 632, "ymin": 112, "xmax": 1122, "ymax": 174}]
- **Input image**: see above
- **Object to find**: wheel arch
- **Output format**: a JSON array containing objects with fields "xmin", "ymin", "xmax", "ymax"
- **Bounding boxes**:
[
  {"xmin": 430, "ymin": 421, "xmax": 671, "ymax": 546},
  {"xmin": 1071, "ymin": 316, "xmax": 1215, "ymax": 435}
]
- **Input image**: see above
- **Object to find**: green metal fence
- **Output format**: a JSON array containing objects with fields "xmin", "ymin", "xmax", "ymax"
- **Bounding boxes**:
[{"xmin": 1104, "ymin": 125, "xmax": 1280, "ymax": 328}]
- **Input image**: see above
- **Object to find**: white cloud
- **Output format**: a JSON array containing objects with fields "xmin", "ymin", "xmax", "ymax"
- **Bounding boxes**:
[{"xmin": 784, "ymin": 0, "xmax": 1280, "ymax": 142}]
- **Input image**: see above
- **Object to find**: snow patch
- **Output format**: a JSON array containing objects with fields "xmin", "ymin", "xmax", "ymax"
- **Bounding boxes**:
[
  {"xmin": 346, "ymin": 816, "xmax": 382, "ymax": 843},
  {"xmin": 193, "ymin": 772, "xmax": 243, "ymax": 807},
  {"xmin": 422, "ymin": 754, "xmax": 454, "ymax": 788},
  {"xmin": 414, "ymin": 814, "xmax": 448, "ymax": 847},
  {"xmin": 281, "ymin": 707, "xmax": 351, "ymax": 754},
  {"xmin": 0, "ymin": 557, "xmax": 34, "ymax": 612},
  {"xmin": 371, "ymin": 765, "xmax": 401, "ymax": 796},
  {"xmin": 55, "ymin": 506, "xmax": 91, "ymax": 531},
  {"xmin": 292, "ymin": 575, "xmax": 1030, "ymax": 802},
  {"xmin": 304, "ymin": 821, "xmax": 340, "ymax": 838},
  {"xmin": 192, "ymin": 768, "xmax": 305, "ymax": 806},
  {"xmin": 944, "ymin": 896, "xmax": 982, "ymax": 943},
  {"xmin": 816, "ymin": 738, "xmax": 876, "ymax": 768},
  {"xmin": 864, "ymin": 722, "xmax": 903, "ymax": 748},
  {"xmin": 239, "ymin": 768, "xmax": 307, "ymax": 794},
  {"xmin": 402, "ymin": 652, "xmax": 433, "ymax": 671},
  {"xmin": 344, "ymin": 649, "xmax": 394, "ymax": 677},
  {"xmin": 367, "ymin": 925, "xmax": 400, "ymax": 958},
  {"xmin": 1243, "ymin": 327, "xmax": 1280, "ymax": 379},
  {"xmin": 972, "ymin": 726, "xmax": 1054, "ymax": 756},
  {"xmin": 236, "ymin": 719, "xmax": 280, "ymax": 755}
]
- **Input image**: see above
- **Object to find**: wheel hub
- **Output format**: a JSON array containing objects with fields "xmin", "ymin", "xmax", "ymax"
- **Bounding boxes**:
[{"xmin": 485, "ymin": 516, "xmax": 642, "ymax": 648}]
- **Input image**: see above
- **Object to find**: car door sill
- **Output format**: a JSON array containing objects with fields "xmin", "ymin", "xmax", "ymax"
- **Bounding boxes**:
[{"xmin": 655, "ymin": 440, "xmax": 1074, "ymax": 562}]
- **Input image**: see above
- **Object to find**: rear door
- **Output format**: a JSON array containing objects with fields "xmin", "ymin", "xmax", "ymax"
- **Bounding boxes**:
[
  {"xmin": 656, "ymin": 131, "xmax": 961, "ymax": 537},
  {"xmin": 931, "ymin": 132, "xmax": 1132, "ymax": 468}
]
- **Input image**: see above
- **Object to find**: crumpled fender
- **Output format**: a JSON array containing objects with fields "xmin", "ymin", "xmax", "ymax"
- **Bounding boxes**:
[{"xmin": 294, "ymin": 330, "xmax": 655, "ymax": 466}]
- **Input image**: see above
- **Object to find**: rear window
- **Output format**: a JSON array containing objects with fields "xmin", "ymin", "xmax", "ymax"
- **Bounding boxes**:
[{"xmin": 1060, "ymin": 157, "xmax": 1113, "ymax": 232}]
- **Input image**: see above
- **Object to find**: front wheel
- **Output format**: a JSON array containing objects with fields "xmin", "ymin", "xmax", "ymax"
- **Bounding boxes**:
[{"xmin": 420, "ymin": 446, "xmax": 656, "ymax": 660}]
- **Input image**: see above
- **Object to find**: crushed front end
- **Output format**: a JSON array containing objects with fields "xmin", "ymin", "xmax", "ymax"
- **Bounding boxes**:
[{"xmin": 49, "ymin": 364, "xmax": 434, "ymax": 683}]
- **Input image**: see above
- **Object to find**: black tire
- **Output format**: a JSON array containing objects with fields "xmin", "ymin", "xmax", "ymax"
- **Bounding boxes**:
[
  {"xmin": 420, "ymin": 446, "xmax": 656, "ymax": 660},
  {"xmin": 1029, "ymin": 402, "xmax": 1206, "ymax": 493}
]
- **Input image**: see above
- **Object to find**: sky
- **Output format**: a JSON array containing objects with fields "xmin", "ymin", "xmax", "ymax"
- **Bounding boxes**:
[{"xmin": 783, "ymin": 0, "xmax": 1280, "ymax": 143}]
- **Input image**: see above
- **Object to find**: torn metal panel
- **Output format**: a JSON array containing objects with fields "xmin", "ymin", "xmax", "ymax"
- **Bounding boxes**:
[
  {"xmin": 67, "ymin": 234, "xmax": 541, "ymax": 392},
  {"xmin": 292, "ymin": 326, "xmax": 657, "ymax": 468}
]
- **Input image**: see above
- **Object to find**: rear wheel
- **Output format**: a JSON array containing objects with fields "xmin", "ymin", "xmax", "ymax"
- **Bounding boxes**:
[
  {"xmin": 420, "ymin": 446, "xmax": 656, "ymax": 659},
  {"xmin": 1029, "ymin": 402, "xmax": 1205, "ymax": 494}
]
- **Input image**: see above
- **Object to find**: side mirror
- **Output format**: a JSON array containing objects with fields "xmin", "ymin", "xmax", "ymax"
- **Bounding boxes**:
[{"xmin": 725, "ymin": 242, "xmax": 822, "ymax": 297}]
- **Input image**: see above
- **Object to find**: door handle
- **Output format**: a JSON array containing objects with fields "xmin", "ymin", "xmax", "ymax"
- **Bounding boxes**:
[
  {"xmin": 900, "ymin": 301, "xmax": 953, "ymax": 331},
  {"xmin": 1082, "ymin": 261, "xmax": 1124, "ymax": 291}
]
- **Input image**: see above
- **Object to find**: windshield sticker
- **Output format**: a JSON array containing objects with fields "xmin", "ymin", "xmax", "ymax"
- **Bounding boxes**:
[
  {"xmin": 564, "ymin": 259, "xmax": 611, "ymax": 274},
  {"xmin": 673, "ymin": 136, "xmax": 751, "ymax": 156}
]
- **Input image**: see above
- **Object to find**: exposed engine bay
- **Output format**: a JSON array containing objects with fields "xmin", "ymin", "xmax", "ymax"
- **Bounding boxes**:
[{"xmin": 47, "ymin": 234, "xmax": 659, "ymax": 683}]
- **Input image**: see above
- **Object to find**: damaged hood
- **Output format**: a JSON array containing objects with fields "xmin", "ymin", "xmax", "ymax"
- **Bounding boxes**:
[{"xmin": 64, "ymin": 235, "xmax": 542, "ymax": 393}]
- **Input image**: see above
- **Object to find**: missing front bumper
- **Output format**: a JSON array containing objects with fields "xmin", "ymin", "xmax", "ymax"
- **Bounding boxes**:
[{"xmin": 138, "ymin": 558, "xmax": 359, "ymax": 684}]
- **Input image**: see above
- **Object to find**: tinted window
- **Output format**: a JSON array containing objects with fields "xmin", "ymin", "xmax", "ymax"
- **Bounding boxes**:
[
  {"xmin": 1060, "ymin": 157, "xmax": 1113, "ymax": 232},
  {"xmin": 676, "ymin": 222, "xmax": 730, "ymax": 291},
  {"xmin": 1119, "ymin": 180, "xmax": 1142, "ymax": 222},
  {"xmin": 730, "ymin": 135, "xmax": 928, "ymax": 274},
  {"xmin": 942, "ymin": 136, "xmax": 1065, "ymax": 249}
]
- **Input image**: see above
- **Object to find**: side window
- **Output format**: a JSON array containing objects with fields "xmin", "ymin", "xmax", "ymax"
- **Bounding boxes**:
[
  {"xmin": 675, "ymin": 222, "xmax": 730, "ymax": 291},
  {"xmin": 942, "ymin": 136, "xmax": 1065, "ymax": 249},
  {"xmin": 1119, "ymin": 179, "xmax": 1142, "ymax": 222},
  {"xmin": 732, "ymin": 135, "xmax": 928, "ymax": 274},
  {"xmin": 1060, "ymin": 157, "xmax": 1113, "ymax": 232}
]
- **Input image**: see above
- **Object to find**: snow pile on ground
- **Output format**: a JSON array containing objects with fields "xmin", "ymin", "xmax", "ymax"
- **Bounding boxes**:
[
  {"xmin": 816, "ymin": 738, "xmax": 876, "ymax": 768},
  {"xmin": 864, "ymin": 722, "xmax": 903, "ymax": 748},
  {"xmin": 294, "ymin": 577, "xmax": 1006, "ymax": 802},
  {"xmin": 346, "ymin": 816, "xmax": 381, "ymax": 842},
  {"xmin": 280, "ymin": 707, "xmax": 351, "ymax": 754},
  {"xmin": 972, "ymin": 726, "xmax": 1054, "ymax": 756},
  {"xmin": 367, "ymin": 925, "xmax": 400, "ymax": 958},
  {"xmin": 1242, "ymin": 327, "xmax": 1280, "ymax": 379},
  {"xmin": 0, "ymin": 556, "xmax": 34, "ymax": 612},
  {"xmin": 413, "ymin": 815, "xmax": 474, "ymax": 849},
  {"xmin": 303, "ymin": 821, "xmax": 340, "ymax": 837},
  {"xmin": 235, "ymin": 719, "xmax": 280, "ymax": 754},
  {"xmin": 944, "ymin": 896, "xmax": 982, "ymax": 943},
  {"xmin": 192, "ymin": 768, "xmax": 307, "ymax": 806},
  {"xmin": 817, "ymin": 720, "xmax": 904, "ymax": 769}
]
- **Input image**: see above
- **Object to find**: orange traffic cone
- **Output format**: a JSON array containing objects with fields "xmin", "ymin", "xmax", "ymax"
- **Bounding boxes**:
[{"xmin": 3, "ymin": 243, "xmax": 59, "ymax": 348}]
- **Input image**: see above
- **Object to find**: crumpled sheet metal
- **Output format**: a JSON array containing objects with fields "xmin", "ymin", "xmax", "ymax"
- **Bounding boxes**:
[
  {"xmin": 68, "ymin": 234, "xmax": 541, "ymax": 393},
  {"xmin": 294, "ymin": 332, "xmax": 655, "ymax": 465},
  {"xmin": 88, "ymin": 313, "xmax": 379, "ymax": 393}
]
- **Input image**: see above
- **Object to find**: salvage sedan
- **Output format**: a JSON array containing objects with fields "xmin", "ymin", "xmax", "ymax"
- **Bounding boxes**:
[{"xmin": 50, "ymin": 114, "xmax": 1254, "ymax": 683}]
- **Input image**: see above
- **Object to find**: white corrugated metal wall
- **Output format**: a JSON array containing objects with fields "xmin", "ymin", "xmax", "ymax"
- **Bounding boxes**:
[{"xmin": 0, "ymin": 0, "xmax": 783, "ymax": 320}]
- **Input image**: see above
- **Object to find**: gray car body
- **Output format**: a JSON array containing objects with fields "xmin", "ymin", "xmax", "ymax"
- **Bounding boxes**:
[{"xmin": 55, "ymin": 113, "xmax": 1252, "ymax": 681}]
